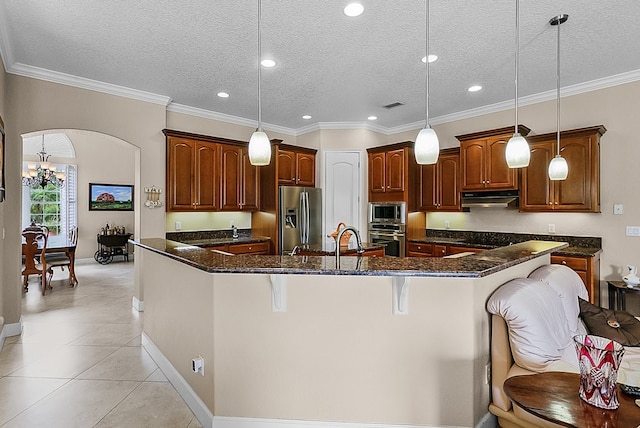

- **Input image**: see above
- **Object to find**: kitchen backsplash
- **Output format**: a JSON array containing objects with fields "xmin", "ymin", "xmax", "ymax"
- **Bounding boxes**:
[
  {"xmin": 166, "ymin": 228, "xmax": 251, "ymax": 242},
  {"xmin": 424, "ymin": 229, "xmax": 601, "ymax": 249}
]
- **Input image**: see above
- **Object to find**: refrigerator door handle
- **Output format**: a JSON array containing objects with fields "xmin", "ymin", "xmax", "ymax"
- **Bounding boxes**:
[
  {"xmin": 302, "ymin": 191, "xmax": 310, "ymax": 244},
  {"xmin": 299, "ymin": 192, "xmax": 306, "ymax": 244}
]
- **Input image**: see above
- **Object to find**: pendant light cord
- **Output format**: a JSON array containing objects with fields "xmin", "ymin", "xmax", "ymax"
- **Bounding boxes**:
[
  {"xmin": 514, "ymin": 0, "xmax": 520, "ymax": 134},
  {"xmin": 424, "ymin": 0, "xmax": 430, "ymax": 128},
  {"xmin": 556, "ymin": 15, "xmax": 561, "ymax": 154},
  {"xmin": 257, "ymin": 0, "xmax": 263, "ymax": 132}
]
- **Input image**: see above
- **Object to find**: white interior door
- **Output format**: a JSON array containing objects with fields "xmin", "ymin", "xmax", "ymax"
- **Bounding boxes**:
[{"xmin": 324, "ymin": 151, "xmax": 361, "ymax": 244}]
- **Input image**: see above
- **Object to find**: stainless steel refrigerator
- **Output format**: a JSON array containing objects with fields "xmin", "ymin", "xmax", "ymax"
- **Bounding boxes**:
[{"xmin": 279, "ymin": 186, "xmax": 322, "ymax": 255}]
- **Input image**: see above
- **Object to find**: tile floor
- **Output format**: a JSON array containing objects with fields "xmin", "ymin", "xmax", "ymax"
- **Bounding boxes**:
[{"xmin": 1, "ymin": 261, "xmax": 202, "ymax": 428}]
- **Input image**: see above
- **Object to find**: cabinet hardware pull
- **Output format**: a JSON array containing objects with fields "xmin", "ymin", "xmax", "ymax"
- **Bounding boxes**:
[{"xmin": 562, "ymin": 260, "xmax": 567, "ymax": 265}]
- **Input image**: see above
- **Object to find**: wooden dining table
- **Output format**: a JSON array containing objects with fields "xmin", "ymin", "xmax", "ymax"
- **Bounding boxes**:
[{"xmin": 22, "ymin": 234, "xmax": 78, "ymax": 292}]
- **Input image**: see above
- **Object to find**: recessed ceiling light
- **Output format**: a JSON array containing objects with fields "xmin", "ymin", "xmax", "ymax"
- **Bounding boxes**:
[
  {"xmin": 468, "ymin": 85, "xmax": 483, "ymax": 92},
  {"xmin": 344, "ymin": 3, "xmax": 364, "ymax": 17},
  {"xmin": 217, "ymin": 92, "xmax": 229, "ymax": 98},
  {"xmin": 421, "ymin": 55, "xmax": 438, "ymax": 63},
  {"xmin": 302, "ymin": 115, "xmax": 312, "ymax": 120},
  {"xmin": 261, "ymin": 59, "xmax": 276, "ymax": 68},
  {"xmin": 368, "ymin": 116, "xmax": 377, "ymax": 121}
]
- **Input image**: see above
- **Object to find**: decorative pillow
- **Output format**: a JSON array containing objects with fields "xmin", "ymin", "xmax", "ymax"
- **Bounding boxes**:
[
  {"xmin": 578, "ymin": 298, "xmax": 640, "ymax": 347},
  {"xmin": 529, "ymin": 264, "xmax": 589, "ymax": 336},
  {"xmin": 487, "ymin": 278, "xmax": 572, "ymax": 372}
]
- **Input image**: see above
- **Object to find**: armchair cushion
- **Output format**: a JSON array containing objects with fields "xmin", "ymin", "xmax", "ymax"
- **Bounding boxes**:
[{"xmin": 487, "ymin": 277, "xmax": 572, "ymax": 372}]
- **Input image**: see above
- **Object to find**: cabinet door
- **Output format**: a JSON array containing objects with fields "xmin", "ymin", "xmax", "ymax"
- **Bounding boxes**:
[
  {"xmin": 194, "ymin": 143, "xmax": 218, "ymax": 210},
  {"xmin": 438, "ymin": 154, "xmax": 461, "ymax": 210},
  {"xmin": 520, "ymin": 141, "xmax": 554, "ymax": 211},
  {"xmin": 220, "ymin": 145, "xmax": 241, "ymax": 210},
  {"xmin": 241, "ymin": 149, "xmax": 259, "ymax": 211},
  {"xmin": 296, "ymin": 152, "xmax": 315, "ymax": 186},
  {"xmin": 486, "ymin": 137, "xmax": 518, "ymax": 190},
  {"xmin": 369, "ymin": 152, "xmax": 386, "ymax": 194},
  {"xmin": 386, "ymin": 149, "xmax": 405, "ymax": 192},
  {"xmin": 460, "ymin": 141, "xmax": 486, "ymax": 190},
  {"xmin": 277, "ymin": 149, "xmax": 297, "ymax": 185},
  {"xmin": 555, "ymin": 136, "xmax": 593, "ymax": 211},
  {"xmin": 419, "ymin": 163, "xmax": 437, "ymax": 211},
  {"xmin": 168, "ymin": 138, "xmax": 196, "ymax": 210}
]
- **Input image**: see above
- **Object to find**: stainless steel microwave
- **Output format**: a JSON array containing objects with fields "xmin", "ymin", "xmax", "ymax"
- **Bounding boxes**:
[{"xmin": 368, "ymin": 202, "xmax": 406, "ymax": 224}]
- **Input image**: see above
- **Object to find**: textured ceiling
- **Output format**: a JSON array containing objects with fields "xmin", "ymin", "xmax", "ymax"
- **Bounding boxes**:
[{"xmin": 1, "ymin": 1, "xmax": 640, "ymax": 132}]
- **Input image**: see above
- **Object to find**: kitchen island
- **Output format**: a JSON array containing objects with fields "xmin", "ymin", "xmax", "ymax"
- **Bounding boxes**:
[{"xmin": 132, "ymin": 239, "xmax": 566, "ymax": 428}]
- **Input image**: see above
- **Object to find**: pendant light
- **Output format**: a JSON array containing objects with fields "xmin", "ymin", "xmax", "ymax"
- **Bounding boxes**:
[
  {"xmin": 548, "ymin": 14, "xmax": 569, "ymax": 181},
  {"xmin": 505, "ymin": 0, "xmax": 530, "ymax": 168},
  {"xmin": 415, "ymin": 0, "xmax": 439, "ymax": 165},
  {"xmin": 248, "ymin": 0, "xmax": 271, "ymax": 166}
]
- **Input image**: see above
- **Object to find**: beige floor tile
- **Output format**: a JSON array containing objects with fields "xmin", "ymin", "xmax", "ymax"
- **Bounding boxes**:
[
  {"xmin": 145, "ymin": 368, "xmax": 168, "ymax": 382},
  {"xmin": 9, "ymin": 345, "xmax": 118, "ymax": 379},
  {"xmin": 94, "ymin": 382, "xmax": 196, "ymax": 428},
  {"xmin": 69, "ymin": 322, "xmax": 142, "ymax": 346},
  {"xmin": 0, "ymin": 377, "xmax": 69, "ymax": 425},
  {"xmin": 0, "ymin": 342, "xmax": 63, "ymax": 377},
  {"xmin": 187, "ymin": 417, "xmax": 204, "ymax": 428},
  {"xmin": 2, "ymin": 379, "xmax": 140, "ymax": 428},
  {"xmin": 17, "ymin": 322, "xmax": 105, "ymax": 345},
  {"xmin": 77, "ymin": 346, "xmax": 157, "ymax": 381},
  {"xmin": 124, "ymin": 334, "xmax": 142, "ymax": 347}
]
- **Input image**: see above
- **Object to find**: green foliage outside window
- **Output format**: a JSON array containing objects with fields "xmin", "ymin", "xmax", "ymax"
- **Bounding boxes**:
[{"xmin": 29, "ymin": 182, "xmax": 61, "ymax": 235}]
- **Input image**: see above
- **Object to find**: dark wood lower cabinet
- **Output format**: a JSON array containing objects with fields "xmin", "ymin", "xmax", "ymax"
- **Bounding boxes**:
[{"xmin": 551, "ymin": 253, "xmax": 600, "ymax": 304}]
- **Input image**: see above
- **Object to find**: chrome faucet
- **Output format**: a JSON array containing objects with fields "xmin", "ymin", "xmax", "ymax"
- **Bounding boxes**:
[
  {"xmin": 232, "ymin": 225, "xmax": 239, "ymax": 239},
  {"xmin": 335, "ymin": 226, "xmax": 364, "ymax": 266},
  {"xmin": 289, "ymin": 245, "xmax": 301, "ymax": 256}
]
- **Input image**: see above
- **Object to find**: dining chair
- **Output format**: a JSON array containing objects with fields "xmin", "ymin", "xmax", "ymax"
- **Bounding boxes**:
[
  {"xmin": 21, "ymin": 229, "xmax": 48, "ymax": 294},
  {"xmin": 44, "ymin": 226, "xmax": 78, "ymax": 288}
]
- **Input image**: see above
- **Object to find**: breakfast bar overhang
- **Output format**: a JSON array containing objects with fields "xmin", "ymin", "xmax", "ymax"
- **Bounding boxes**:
[{"xmin": 132, "ymin": 239, "xmax": 566, "ymax": 428}]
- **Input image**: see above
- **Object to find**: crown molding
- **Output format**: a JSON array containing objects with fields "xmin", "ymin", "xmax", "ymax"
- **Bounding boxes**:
[
  {"xmin": 167, "ymin": 103, "xmax": 297, "ymax": 137},
  {"xmin": 8, "ymin": 63, "xmax": 172, "ymax": 106}
]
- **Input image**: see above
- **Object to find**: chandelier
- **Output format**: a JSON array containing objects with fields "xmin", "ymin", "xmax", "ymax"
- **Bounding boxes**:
[{"xmin": 22, "ymin": 135, "xmax": 65, "ymax": 189}]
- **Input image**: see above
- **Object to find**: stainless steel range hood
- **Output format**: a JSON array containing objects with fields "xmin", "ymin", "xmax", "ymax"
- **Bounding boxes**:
[{"xmin": 461, "ymin": 190, "xmax": 519, "ymax": 208}]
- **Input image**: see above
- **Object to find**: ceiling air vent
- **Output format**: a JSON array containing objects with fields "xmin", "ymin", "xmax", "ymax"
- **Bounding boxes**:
[{"xmin": 382, "ymin": 102, "xmax": 404, "ymax": 109}]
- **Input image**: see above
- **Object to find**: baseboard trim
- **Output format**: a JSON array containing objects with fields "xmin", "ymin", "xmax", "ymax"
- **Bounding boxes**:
[
  {"xmin": 0, "ymin": 317, "xmax": 23, "ymax": 353},
  {"xmin": 141, "ymin": 333, "xmax": 213, "ymax": 428},
  {"xmin": 212, "ymin": 416, "xmax": 448, "ymax": 428},
  {"xmin": 132, "ymin": 296, "xmax": 144, "ymax": 312},
  {"xmin": 475, "ymin": 412, "xmax": 496, "ymax": 428}
]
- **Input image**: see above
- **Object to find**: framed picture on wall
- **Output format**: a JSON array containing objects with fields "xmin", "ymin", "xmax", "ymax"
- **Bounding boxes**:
[
  {"xmin": 89, "ymin": 183, "xmax": 134, "ymax": 211},
  {"xmin": 0, "ymin": 115, "xmax": 5, "ymax": 202}
]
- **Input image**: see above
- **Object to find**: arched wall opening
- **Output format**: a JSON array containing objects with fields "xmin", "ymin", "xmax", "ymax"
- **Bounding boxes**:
[{"xmin": 21, "ymin": 129, "xmax": 141, "ymax": 259}]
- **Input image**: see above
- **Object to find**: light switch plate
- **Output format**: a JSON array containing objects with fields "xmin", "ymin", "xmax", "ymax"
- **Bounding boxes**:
[
  {"xmin": 175, "ymin": 221, "xmax": 182, "ymax": 230},
  {"xmin": 626, "ymin": 226, "xmax": 640, "ymax": 237}
]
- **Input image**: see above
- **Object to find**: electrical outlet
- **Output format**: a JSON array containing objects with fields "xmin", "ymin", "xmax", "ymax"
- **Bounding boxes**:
[
  {"xmin": 444, "ymin": 220, "xmax": 450, "ymax": 229},
  {"xmin": 626, "ymin": 226, "xmax": 640, "ymax": 237},
  {"xmin": 614, "ymin": 204, "xmax": 624, "ymax": 215},
  {"xmin": 192, "ymin": 356, "xmax": 204, "ymax": 376},
  {"xmin": 548, "ymin": 224, "xmax": 556, "ymax": 234},
  {"xmin": 175, "ymin": 221, "xmax": 182, "ymax": 231}
]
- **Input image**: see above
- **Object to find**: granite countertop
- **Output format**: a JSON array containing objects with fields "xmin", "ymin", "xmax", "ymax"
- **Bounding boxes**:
[
  {"xmin": 180, "ymin": 236, "xmax": 271, "ymax": 248},
  {"xmin": 294, "ymin": 242, "xmax": 385, "ymax": 255},
  {"xmin": 408, "ymin": 237, "xmax": 601, "ymax": 257},
  {"xmin": 131, "ymin": 238, "xmax": 567, "ymax": 278}
]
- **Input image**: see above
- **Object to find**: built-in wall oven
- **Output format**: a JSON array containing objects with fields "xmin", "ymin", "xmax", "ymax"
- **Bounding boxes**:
[{"xmin": 368, "ymin": 202, "xmax": 406, "ymax": 257}]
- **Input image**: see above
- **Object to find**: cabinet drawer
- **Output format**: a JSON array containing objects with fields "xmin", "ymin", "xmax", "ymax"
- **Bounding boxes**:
[
  {"xmin": 227, "ymin": 241, "xmax": 270, "ymax": 255},
  {"xmin": 407, "ymin": 242, "xmax": 433, "ymax": 256},
  {"xmin": 448, "ymin": 246, "xmax": 483, "ymax": 255},
  {"xmin": 551, "ymin": 255, "xmax": 588, "ymax": 271}
]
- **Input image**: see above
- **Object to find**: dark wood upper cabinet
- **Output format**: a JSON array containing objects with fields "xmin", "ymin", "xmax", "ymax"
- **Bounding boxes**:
[
  {"xmin": 419, "ymin": 148, "xmax": 461, "ymax": 212},
  {"xmin": 457, "ymin": 126, "xmax": 530, "ymax": 191},
  {"xmin": 220, "ymin": 144, "xmax": 259, "ymax": 211},
  {"xmin": 277, "ymin": 147, "xmax": 316, "ymax": 187},
  {"xmin": 164, "ymin": 129, "xmax": 259, "ymax": 212},
  {"xmin": 368, "ymin": 152, "xmax": 386, "ymax": 194},
  {"xmin": 166, "ymin": 136, "xmax": 219, "ymax": 211},
  {"xmin": 367, "ymin": 142, "xmax": 418, "ymax": 210},
  {"xmin": 520, "ymin": 126, "xmax": 605, "ymax": 212}
]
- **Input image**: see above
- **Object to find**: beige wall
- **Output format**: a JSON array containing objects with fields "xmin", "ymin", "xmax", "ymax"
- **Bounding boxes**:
[{"xmin": 2, "ymin": 75, "xmax": 167, "ymax": 325}]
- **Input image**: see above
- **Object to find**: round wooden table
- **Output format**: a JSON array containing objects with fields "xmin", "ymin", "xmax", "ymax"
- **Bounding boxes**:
[{"xmin": 504, "ymin": 372, "xmax": 640, "ymax": 427}]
